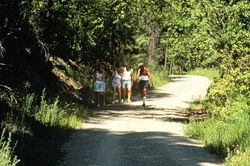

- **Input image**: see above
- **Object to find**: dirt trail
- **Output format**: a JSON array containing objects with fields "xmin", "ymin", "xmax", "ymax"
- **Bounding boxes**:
[{"xmin": 60, "ymin": 75, "xmax": 223, "ymax": 166}]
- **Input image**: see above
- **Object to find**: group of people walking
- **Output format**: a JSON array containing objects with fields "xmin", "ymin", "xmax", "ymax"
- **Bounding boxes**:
[{"xmin": 92, "ymin": 62, "xmax": 153, "ymax": 107}]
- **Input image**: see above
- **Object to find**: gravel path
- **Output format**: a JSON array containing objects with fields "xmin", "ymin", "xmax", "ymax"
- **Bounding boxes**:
[{"xmin": 60, "ymin": 75, "xmax": 223, "ymax": 166}]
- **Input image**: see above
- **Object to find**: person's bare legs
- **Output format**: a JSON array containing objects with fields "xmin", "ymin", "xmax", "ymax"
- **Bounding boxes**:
[
  {"xmin": 97, "ymin": 92, "xmax": 101, "ymax": 107},
  {"xmin": 122, "ymin": 86, "xmax": 126, "ymax": 101},
  {"xmin": 127, "ymin": 87, "xmax": 132, "ymax": 102},
  {"xmin": 141, "ymin": 89, "xmax": 147, "ymax": 98},
  {"xmin": 142, "ymin": 89, "xmax": 147, "ymax": 106},
  {"xmin": 112, "ymin": 87, "xmax": 116, "ymax": 104},
  {"xmin": 100, "ymin": 92, "xmax": 105, "ymax": 106},
  {"xmin": 117, "ymin": 87, "xmax": 121, "ymax": 103}
]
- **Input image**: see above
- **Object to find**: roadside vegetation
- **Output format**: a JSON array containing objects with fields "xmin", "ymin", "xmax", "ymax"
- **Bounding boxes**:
[
  {"xmin": 184, "ymin": 68, "xmax": 220, "ymax": 81},
  {"xmin": 1, "ymin": 0, "xmax": 250, "ymax": 165},
  {"xmin": 184, "ymin": 67, "xmax": 250, "ymax": 165},
  {"xmin": 0, "ymin": 86, "xmax": 92, "ymax": 166}
]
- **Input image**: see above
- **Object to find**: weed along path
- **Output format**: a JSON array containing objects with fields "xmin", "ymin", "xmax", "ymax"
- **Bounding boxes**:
[{"xmin": 60, "ymin": 75, "xmax": 222, "ymax": 166}]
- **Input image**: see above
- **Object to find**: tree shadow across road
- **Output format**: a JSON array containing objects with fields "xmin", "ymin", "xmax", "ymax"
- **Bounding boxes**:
[
  {"xmin": 60, "ymin": 75, "xmax": 223, "ymax": 166},
  {"xmin": 60, "ymin": 128, "xmax": 222, "ymax": 166},
  {"xmin": 91, "ymin": 90, "xmax": 190, "ymax": 124}
]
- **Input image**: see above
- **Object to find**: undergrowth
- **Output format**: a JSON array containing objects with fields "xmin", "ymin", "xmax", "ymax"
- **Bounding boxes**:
[
  {"xmin": 184, "ymin": 67, "xmax": 250, "ymax": 165},
  {"xmin": 0, "ymin": 86, "xmax": 92, "ymax": 166},
  {"xmin": 0, "ymin": 129, "xmax": 20, "ymax": 166}
]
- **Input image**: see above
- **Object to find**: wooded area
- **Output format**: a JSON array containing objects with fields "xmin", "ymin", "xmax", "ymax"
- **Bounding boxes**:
[{"xmin": 0, "ymin": 0, "xmax": 250, "ymax": 165}]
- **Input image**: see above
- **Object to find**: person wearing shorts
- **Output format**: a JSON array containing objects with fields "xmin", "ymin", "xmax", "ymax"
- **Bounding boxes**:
[
  {"xmin": 122, "ymin": 62, "xmax": 133, "ymax": 103},
  {"xmin": 109, "ymin": 67, "xmax": 124, "ymax": 104},
  {"xmin": 135, "ymin": 62, "xmax": 153, "ymax": 106},
  {"xmin": 92, "ymin": 64, "xmax": 109, "ymax": 107}
]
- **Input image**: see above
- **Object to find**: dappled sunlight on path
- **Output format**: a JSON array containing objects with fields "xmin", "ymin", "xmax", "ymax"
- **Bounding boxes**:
[{"xmin": 60, "ymin": 75, "xmax": 222, "ymax": 166}]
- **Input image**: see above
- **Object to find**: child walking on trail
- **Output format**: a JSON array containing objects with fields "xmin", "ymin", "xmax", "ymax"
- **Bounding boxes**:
[
  {"xmin": 122, "ymin": 62, "xmax": 133, "ymax": 103},
  {"xmin": 109, "ymin": 67, "xmax": 124, "ymax": 104},
  {"xmin": 92, "ymin": 63, "xmax": 109, "ymax": 107},
  {"xmin": 135, "ymin": 62, "xmax": 153, "ymax": 107}
]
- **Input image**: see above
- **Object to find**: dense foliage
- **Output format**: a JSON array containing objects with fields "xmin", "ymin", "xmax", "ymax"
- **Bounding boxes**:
[{"xmin": 183, "ymin": 1, "xmax": 250, "ymax": 164}]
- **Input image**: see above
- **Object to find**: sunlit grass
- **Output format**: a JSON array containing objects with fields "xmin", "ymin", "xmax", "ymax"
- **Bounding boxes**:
[
  {"xmin": 151, "ymin": 68, "xmax": 170, "ymax": 87},
  {"xmin": 12, "ymin": 88, "xmax": 92, "ymax": 129},
  {"xmin": 184, "ymin": 68, "xmax": 250, "ymax": 164},
  {"xmin": 184, "ymin": 95, "xmax": 250, "ymax": 162},
  {"xmin": 225, "ymin": 147, "xmax": 250, "ymax": 166},
  {"xmin": 184, "ymin": 67, "xmax": 220, "ymax": 80},
  {"xmin": 0, "ymin": 129, "xmax": 20, "ymax": 166}
]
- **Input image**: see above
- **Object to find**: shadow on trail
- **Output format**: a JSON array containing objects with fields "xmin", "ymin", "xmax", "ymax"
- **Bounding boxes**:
[
  {"xmin": 90, "ymin": 103, "xmax": 191, "ymax": 126},
  {"xmin": 61, "ymin": 129, "xmax": 221, "ymax": 166},
  {"xmin": 146, "ymin": 91, "xmax": 172, "ymax": 101},
  {"xmin": 169, "ymin": 75, "xmax": 190, "ymax": 82},
  {"xmin": 98, "ymin": 103, "xmax": 177, "ymax": 111},
  {"xmin": 60, "ymin": 75, "xmax": 221, "ymax": 166},
  {"xmin": 117, "ymin": 91, "xmax": 173, "ymax": 103}
]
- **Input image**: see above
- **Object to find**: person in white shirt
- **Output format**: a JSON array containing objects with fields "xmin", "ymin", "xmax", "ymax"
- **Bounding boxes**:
[
  {"xmin": 109, "ymin": 67, "xmax": 124, "ymax": 104},
  {"xmin": 92, "ymin": 63, "xmax": 109, "ymax": 107},
  {"xmin": 122, "ymin": 62, "xmax": 133, "ymax": 103}
]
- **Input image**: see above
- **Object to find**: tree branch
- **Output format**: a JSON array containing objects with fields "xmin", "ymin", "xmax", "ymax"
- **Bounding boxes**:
[{"xmin": 110, "ymin": 0, "xmax": 118, "ymax": 7}]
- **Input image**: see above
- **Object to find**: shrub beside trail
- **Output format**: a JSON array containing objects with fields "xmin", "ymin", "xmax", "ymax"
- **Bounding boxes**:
[{"xmin": 184, "ymin": 68, "xmax": 250, "ymax": 165}]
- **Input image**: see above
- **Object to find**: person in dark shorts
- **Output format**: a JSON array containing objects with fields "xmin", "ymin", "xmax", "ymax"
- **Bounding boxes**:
[{"xmin": 135, "ymin": 62, "xmax": 153, "ymax": 106}]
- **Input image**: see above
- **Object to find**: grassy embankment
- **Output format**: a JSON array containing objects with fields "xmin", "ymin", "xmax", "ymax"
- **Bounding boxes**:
[
  {"xmin": 0, "ymin": 87, "xmax": 92, "ymax": 166},
  {"xmin": 184, "ymin": 68, "xmax": 250, "ymax": 165}
]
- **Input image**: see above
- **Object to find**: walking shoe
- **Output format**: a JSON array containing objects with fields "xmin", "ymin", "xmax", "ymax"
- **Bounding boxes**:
[
  {"xmin": 121, "ymin": 99, "xmax": 125, "ymax": 103},
  {"xmin": 128, "ymin": 99, "xmax": 131, "ymax": 103},
  {"xmin": 103, "ymin": 101, "xmax": 105, "ymax": 106},
  {"xmin": 97, "ymin": 103, "xmax": 100, "ymax": 107},
  {"xmin": 112, "ymin": 101, "xmax": 115, "ymax": 104}
]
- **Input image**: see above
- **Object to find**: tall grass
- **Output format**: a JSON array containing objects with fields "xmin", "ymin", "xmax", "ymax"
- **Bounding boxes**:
[
  {"xmin": 2, "ymin": 88, "xmax": 92, "ymax": 165},
  {"xmin": 34, "ymin": 89, "xmax": 91, "ymax": 128},
  {"xmin": 151, "ymin": 67, "xmax": 170, "ymax": 87},
  {"xmin": 6, "ymin": 88, "xmax": 91, "ymax": 130},
  {"xmin": 183, "ymin": 67, "xmax": 250, "ymax": 164},
  {"xmin": 0, "ymin": 129, "xmax": 20, "ymax": 166},
  {"xmin": 36, "ymin": 94, "xmax": 65, "ymax": 126},
  {"xmin": 147, "ymin": 61, "xmax": 170, "ymax": 87},
  {"xmin": 184, "ymin": 94, "xmax": 250, "ymax": 164},
  {"xmin": 184, "ymin": 67, "xmax": 220, "ymax": 80}
]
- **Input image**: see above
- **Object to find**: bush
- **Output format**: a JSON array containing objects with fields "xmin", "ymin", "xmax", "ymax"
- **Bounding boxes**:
[{"xmin": 207, "ymin": 69, "xmax": 250, "ymax": 107}]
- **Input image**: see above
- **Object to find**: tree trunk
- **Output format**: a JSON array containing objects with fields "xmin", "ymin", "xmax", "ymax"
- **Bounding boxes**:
[
  {"xmin": 164, "ymin": 39, "xmax": 168, "ymax": 70},
  {"xmin": 169, "ymin": 60, "xmax": 173, "ymax": 75},
  {"xmin": 179, "ymin": 66, "xmax": 182, "ymax": 75}
]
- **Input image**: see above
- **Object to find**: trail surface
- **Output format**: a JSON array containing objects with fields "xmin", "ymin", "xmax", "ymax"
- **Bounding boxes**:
[{"xmin": 60, "ymin": 75, "xmax": 223, "ymax": 166}]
